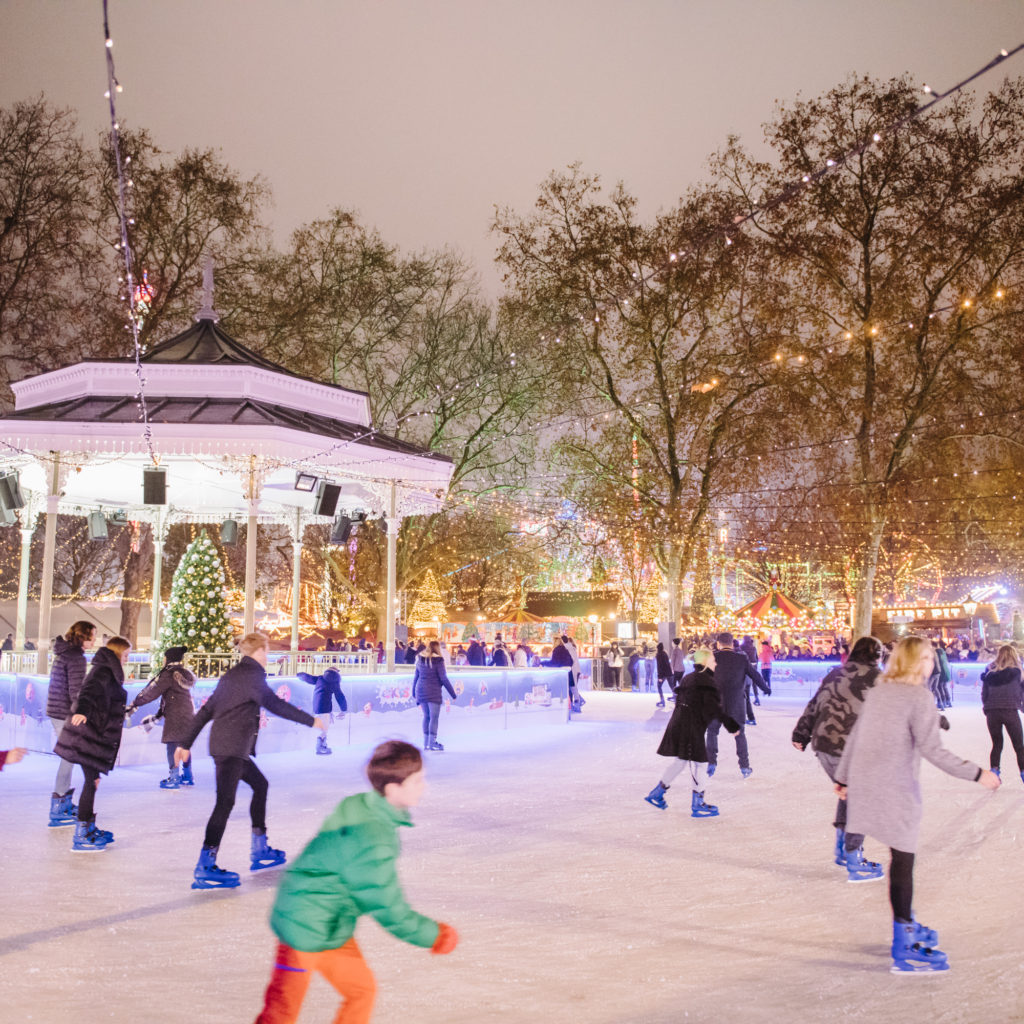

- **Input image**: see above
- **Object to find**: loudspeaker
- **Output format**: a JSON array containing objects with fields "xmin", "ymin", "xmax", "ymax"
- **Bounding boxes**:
[
  {"xmin": 143, "ymin": 467, "xmax": 167, "ymax": 505},
  {"xmin": 0, "ymin": 472, "xmax": 25, "ymax": 510},
  {"xmin": 87, "ymin": 511, "xmax": 108, "ymax": 540},
  {"xmin": 313, "ymin": 480, "xmax": 341, "ymax": 517},
  {"xmin": 220, "ymin": 520, "xmax": 238, "ymax": 545},
  {"xmin": 329, "ymin": 515, "xmax": 352, "ymax": 545}
]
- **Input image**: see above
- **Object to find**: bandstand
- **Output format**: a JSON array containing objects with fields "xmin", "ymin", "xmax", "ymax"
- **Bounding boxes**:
[{"xmin": 0, "ymin": 271, "xmax": 453, "ymax": 673}]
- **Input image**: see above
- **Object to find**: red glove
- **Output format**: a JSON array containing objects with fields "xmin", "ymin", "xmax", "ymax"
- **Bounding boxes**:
[{"xmin": 431, "ymin": 923, "xmax": 458, "ymax": 955}]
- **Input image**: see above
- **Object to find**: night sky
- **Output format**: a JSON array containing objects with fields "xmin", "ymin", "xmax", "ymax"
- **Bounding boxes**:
[{"xmin": 2, "ymin": 1, "xmax": 1022, "ymax": 293}]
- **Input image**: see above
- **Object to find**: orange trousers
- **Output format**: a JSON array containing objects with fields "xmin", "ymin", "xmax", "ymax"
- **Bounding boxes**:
[{"xmin": 254, "ymin": 939, "xmax": 377, "ymax": 1024}]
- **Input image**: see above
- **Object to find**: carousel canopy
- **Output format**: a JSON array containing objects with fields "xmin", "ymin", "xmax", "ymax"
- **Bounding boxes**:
[{"xmin": 733, "ymin": 589, "xmax": 812, "ymax": 621}]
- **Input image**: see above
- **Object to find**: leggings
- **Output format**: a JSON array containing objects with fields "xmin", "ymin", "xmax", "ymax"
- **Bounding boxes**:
[
  {"xmin": 889, "ymin": 849, "xmax": 915, "ymax": 922},
  {"xmin": 203, "ymin": 756, "xmax": 268, "ymax": 848},
  {"xmin": 660, "ymin": 758, "xmax": 706, "ymax": 791},
  {"xmin": 254, "ymin": 939, "xmax": 376, "ymax": 1024},
  {"xmin": 657, "ymin": 678, "xmax": 671, "ymax": 701},
  {"xmin": 985, "ymin": 709, "xmax": 1024, "ymax": 771},
  {"xmin": 420, "ymin": 701, "xmax": 441, "ymax": 742},
  {"xmin": 50, "ymin": 716, "xmax": 76, "ymax": 793},
  {"xmin": 78, "ymin": 766, "xmax": 101, "ymax": 822}
]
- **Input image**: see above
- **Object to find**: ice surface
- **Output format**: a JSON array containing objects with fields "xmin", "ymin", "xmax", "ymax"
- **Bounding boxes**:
[{"xmin": 1, "ymin": 692, "xmax": 1020, "ymax": 1023}]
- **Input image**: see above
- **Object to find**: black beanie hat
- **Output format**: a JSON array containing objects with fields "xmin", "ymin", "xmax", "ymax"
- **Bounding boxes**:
[{"xmin": 164, "ymin": 646, "xmax": 188, "ymax": 663}]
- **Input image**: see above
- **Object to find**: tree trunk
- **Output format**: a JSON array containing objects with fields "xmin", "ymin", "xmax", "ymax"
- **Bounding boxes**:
[
  {"xmin": 853, "ymin": 523, "xmax": 885, "ymax": 640},
  {"xmin": 119, "ymin": 523, "xmax": 153, "ymax": 645}
]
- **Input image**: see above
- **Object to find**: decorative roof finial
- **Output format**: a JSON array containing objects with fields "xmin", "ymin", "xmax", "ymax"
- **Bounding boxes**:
[{"xmin": 195, "ymin": 255, "xmax": 219, "ymax": 322}]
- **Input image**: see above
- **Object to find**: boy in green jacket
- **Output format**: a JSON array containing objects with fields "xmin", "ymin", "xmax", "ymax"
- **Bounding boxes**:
[{"xmin": 254, "ymin": 740, "xmax": 457, "ymax": 1024}]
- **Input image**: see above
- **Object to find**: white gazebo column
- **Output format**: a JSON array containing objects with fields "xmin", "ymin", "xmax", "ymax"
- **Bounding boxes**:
[
  {"xmin": 290, "ymin": 507, "xmax": 303, "ymax": 665},
  {"xmin": 244, "ymin": 497, "xmax": 260, "ymax": 635},
  {"xmin": 150, "ymin": 508, "xmax": 167, "ymax": 650},
  {"xmin": 14, "ymin": 500, "xmax": 39, "ymax": 649},
  {"xmin": 385, "ymin": 482, "xmax": 400, "ymax": 672},
  {"xmin": 36, "ymin": 455, "xmax": 64, "ymax": 674}
]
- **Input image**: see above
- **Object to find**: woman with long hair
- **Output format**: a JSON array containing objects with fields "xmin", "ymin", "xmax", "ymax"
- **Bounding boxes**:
[
  {"xmin": 44, "ymin": 620, "xmax": 95, "ymax": 827},
  {"xmin": 980, "ymin": 644, "xmax": 1024, "ymax": 780},
  {"xmin": 835, "ymin": 635, "xmax": 1000, "ymax": 973},
  {"xmin": 412, "ymin": 639, "xmax": 457, "ymax": 751}
]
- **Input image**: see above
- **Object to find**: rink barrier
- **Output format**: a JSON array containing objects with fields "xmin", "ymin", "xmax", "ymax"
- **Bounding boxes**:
[{"xmin": 0, "ymin": 666, "xmax": 571, "ymax": 765}]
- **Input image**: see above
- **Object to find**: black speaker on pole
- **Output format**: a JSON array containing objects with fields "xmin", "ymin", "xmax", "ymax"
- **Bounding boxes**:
[
  {"xmin": 329, "ymin": 515, "xmax": 353, "ymax": 545},
  {"xmin": 0, "ymin": 472, "xmax": 25, "ymax": 510},
  {"xmin": 143, "ymin": 467, "xmax": 167, "ymax": 505},
  {"xmin": 220, "ymin": 520, "xmax": 238, "ymax": 545},
  {"xmin": 87, "ymin": 511, "xmax": 108, "ymax": 540},
  {"xmin": 313, "ymin": 480, "xmax": 341, "ymax": 517}
]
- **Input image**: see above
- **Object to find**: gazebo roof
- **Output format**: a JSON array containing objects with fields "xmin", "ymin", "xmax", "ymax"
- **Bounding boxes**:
[{"xmin": 0, "ymin": 301, "xmax": 453, "ymax": 522}]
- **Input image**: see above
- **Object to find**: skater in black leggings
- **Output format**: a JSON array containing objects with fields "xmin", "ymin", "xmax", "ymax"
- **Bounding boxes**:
[
  {"xmin": 980, "ymin": 645, "xmax": 1024, "ymax": 780},
  {"xmin": 655, "ymin": 643, "xmax": 672, "ymax": 707}
]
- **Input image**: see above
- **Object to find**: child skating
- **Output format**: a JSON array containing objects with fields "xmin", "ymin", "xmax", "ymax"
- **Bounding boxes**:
[
  {"xmin": 835, "ymin": 635, "xmax": 1000, "ymax": 973},
  {"xmin": 253, "ymin": 739, "xmax": 458, "ymax": 1024},
  {"xmin": 296, "ymin": 668, "xmax": 347, "ymax": 754},
  {"xmin": 644, "ymin": 648, "xmax": 739, "ymax": 817},
  {"xmin": 52, "ymin": 637, "xmax": 132, "ymax": 852},
  {"xmin": 176, "ymin": 632, "xmax": 327, "ymax": 890},
  {"xmin": 126, "ymin": 645, "xmax": 198, "ymax": 788}
]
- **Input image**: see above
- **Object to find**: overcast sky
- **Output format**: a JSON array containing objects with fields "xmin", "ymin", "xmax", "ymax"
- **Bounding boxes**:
[{"xmin": 2, "ymin": 1, "xmax": 1022, "ymax": 294}]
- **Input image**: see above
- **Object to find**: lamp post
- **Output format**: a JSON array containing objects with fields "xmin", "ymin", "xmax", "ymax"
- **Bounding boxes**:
[{"xmin": 963, "ymin": 601, "xmax": 978, "ymax": 645}]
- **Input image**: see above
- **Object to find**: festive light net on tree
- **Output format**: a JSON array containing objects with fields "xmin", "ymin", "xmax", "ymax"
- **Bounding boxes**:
[
  {"xmin": 156, "ymin": 534, "xmax": 233, "ymax": 660},
  {"xmin": 410, "ymin": 569, "xmax": 446, "ymax": 625}
]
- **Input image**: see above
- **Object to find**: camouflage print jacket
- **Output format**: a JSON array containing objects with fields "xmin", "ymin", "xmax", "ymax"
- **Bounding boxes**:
[{"xmin": 792, "ymin": 660, "xmax": 882, "ymax": 757}]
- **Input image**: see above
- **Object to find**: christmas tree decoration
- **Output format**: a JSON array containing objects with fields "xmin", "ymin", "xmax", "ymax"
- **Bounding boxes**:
[
  {"xmin": 156, "ymin": 533, "xmax": 233, "ymax": 661},
  {"xmin": 638, "ymin": 568, "xmax": 667, "ymax": 625},
  {"xmin": 409, "ymin": 569, "xmax": 446, "ymax": 625}
]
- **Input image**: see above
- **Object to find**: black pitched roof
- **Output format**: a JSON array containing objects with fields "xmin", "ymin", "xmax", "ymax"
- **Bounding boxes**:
[{"xmin": 3, "ymin": 394, "xmax": 452, "ymax": 463}]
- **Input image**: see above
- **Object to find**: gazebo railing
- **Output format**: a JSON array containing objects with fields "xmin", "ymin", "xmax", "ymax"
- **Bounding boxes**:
[
  {"xmin": 0, "ymin": 651, "xmax": 42, "ymax": 676},
  {"xmin": 272, "ymin": 650, "xmax": 379, "ymax": 676}
]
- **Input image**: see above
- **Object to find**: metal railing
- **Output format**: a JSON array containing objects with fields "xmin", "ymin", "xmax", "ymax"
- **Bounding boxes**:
[{"xmin": 0, "ymin": 651, "xmax": 41, "ymax": 676}]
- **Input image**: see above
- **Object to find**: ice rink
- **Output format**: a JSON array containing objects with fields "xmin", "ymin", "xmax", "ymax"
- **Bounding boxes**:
[{"xmin": 1, "ymin": 691, "xmax": 1021, "ymax": 1024}]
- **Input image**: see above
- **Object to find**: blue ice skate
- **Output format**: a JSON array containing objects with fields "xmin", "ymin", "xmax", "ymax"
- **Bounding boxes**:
[
  {"xmin": 845, "ymin": 847, "xmax": 884, "ymax": 883},
  {"xmin": 251, "ymin": 829, "xmax": 286, "ymax": 871},
  {"xmin": 691, "ymin": 791, "xmax": 718, "ymax": 818},
  {"xmin": 179, "ymin": 759, "xmax": 195, "ymax": 786},
  {"xmin": 890, "ymin": 920, "xmax": 949, "ymax": 974},
  {"xmin": 71, "ymin": 820, "xmax": 110, "ymax": 852},
  {"xmin": 48, "ymin": 789, "xmax": 77, "ymax": 827},
  {"xmin": 192, "ymin": 846, "xmax": 240, "ymax": 889},
  {"xmin": 644, "ymin": 782, "xmax": 668, "ymax": 809},
  {"xmin": 834, "ymin": 828, "xmax": 846, "ymax": 866},
  {"xmin": 159, "ymin": 769, "xmax": 181, "ymax": 789},
  {"xmin": 740, "ymin": 767, "xmax": 753, "ymax": 779}
]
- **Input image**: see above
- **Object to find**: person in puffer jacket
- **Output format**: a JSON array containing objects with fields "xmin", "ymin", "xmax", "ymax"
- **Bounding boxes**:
[
  {"xmin": 254, "ymin": 740, "xmax": 457, "ymax": 1024},
  {"xmin": 126, "ymin": 646, "xmax": 198, "ymax": 789},
  {"xmin": 53, "ymin": 637, "xmax": 132, "ymax": 851},
  {"xmin": 44, "ymin": 621, "xmax": 96, "ymax": 827},
  {"xmin": 412, "ymin": 640, "xmax": 457, "ymax": 751},
  {"xmin": 980, "ymin": 644, "xmax": 1024, "ymax": 779}
]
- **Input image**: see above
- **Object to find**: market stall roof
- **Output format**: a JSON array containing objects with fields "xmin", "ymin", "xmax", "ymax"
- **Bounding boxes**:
[
  {"xmin": 733, "ymin": 589, "xmax": 812, "ymax": 621},
  {"xmin": 523, "ymin": 590, "xmax": 621, "ymax": 619}
]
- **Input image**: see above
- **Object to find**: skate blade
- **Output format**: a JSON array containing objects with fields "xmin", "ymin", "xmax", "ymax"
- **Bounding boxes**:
[
  {"xmin": 890, "ymin": 959, "xmax": 949, "ymax": 974},
  {"xmin": 847, "ymin": 873, "xmax": 885, "ymax": 884},
  {"xmin": 191, "ymin": 878, "xmax": 240, "ymax": 889},
  {"xmin": 250, "ymin": 858, "xmax": 287, "ymax": 872}
]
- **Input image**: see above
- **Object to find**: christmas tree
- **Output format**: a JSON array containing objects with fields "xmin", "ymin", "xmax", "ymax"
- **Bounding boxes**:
[
  {"xmin": 157, "ymin": 533, "xmax": 234, "ymax": 660},
  {"xmin": 638, "ymin": 568, "xmax": 666, "ymax": 624},
  {"xmin": 409, "ymin": 569, "xmax": 446, "ymax": 625}
]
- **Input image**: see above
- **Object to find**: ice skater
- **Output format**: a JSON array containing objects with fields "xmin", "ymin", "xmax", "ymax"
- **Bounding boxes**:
[
  {"xmin": 253, "ymin": 740, "xmax": 457, "ymax": 1024},
  {"xmin": 44, "ymin": 620, "xmax": 95, "ymax": 827},
  {"xmin": 296, "ymin": 667, "xmax": 347, "ymax": 755},
  {"xmin": 175, "ymin": 632, "xmax": 327, "ymax": 890},
  {"xmin": 791, "ymin": 635, "xmax": 885, "ymax": 881},
  {"xmin": 53, "ymin": 637, "xmax": 132, "ymax": 852},
  {"xmin": 979, "ymin": 644, "xmax": 1024, "ymax": 780},
  {"xmin": 705, "ymin": 632, "xmax": 768, "ymax": 778},
  {"xmin": 412, "ymin": 640, "xmax": 456, "ymax": 751},
  {"xmin": 655, "ymin": 642, "xmax": 672, "ymax": 707},
  {"xmin": 125, "ymin": 646, "xmax": 197, "ymax": 788},
  {"xmin": 835, "ymin": 635, "xmax": 1000, "ymax": 973},
  {"xmin": 644, "ymin": 648, "xmax": 739, "ymax": 817}
]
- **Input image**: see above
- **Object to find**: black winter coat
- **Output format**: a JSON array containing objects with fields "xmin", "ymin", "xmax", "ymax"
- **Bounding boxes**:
[
  {"xmin": 656, "ymin": 650, "xmax": 672, "ymax": 680},
  {"xmin": 412, "ymin": 655, "xmax": 456, "ymax": 704},
  {"xmin": 981, "ymin": 666, "xmax": 1024, "ymax": 713},
  {"xmin": 548, "ymin": 644, "xmax": 573, "ymax": 668},
  {"xmin": 180, "ymin": 656, "xmax": 315, "ymax": 758},
  {"xmin": 296, "ymin": 672, "xmax": 348, "ymax": 715},
  {"xmin": 491, "ymin": 646, "xmax": 510, "ymax": 667},
  {"xmin": 713, "ymin": 649, "xmax": 766, "ymax": 722},
  {"xmin": 45, "ymin": 636, "xmax": 89, "ymax": 721},
  {"xmin": 129, "ymin": 663, "xmax": 197, "ymax": 744},
  {"xmin": 466, "ymin": 641, "xmax": 485, "ymax": 667},
  {"xmin": 657, "ymin": 667, "xmax": 739, "ymax": 761},
  {"xmin": 53, "ymin": 646, "xmax": 127, "ymax": 774}
]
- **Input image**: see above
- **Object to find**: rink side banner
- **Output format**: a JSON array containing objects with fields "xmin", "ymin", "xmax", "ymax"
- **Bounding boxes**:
[{"xmin": 0, "ymin": 666, "xmax": 571, "ymax": 764}]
